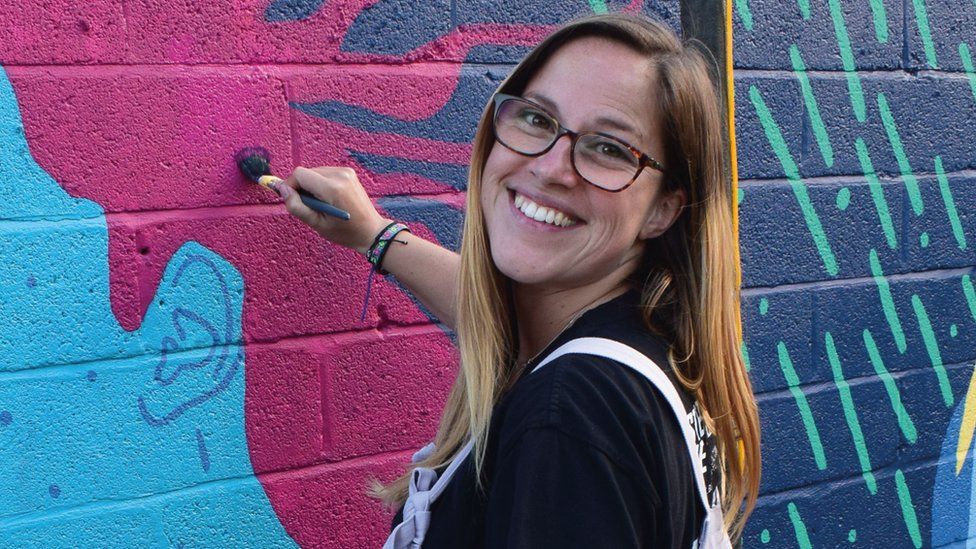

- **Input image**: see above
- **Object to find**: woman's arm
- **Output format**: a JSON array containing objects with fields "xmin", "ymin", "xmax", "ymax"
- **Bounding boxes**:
[{"xmin": 277, "ymin": 166, "xmax": 459, "ymax": 328}]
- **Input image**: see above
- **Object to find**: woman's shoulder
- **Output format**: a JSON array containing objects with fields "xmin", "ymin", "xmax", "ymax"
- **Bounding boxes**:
[{"xmin": 495, "ymin": 331, "xmax": 692, "ymax": 479}]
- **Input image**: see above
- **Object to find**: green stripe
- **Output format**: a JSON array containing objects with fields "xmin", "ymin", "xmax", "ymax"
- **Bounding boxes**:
[
  {"xmin": 878, "ymin": 93, "xmax": 924, "ymax": 216},
  {"xmin": 790, "ymin": 45, "xmax": 834, "ymax": 167},
  {"xmin": 960, "ymin": 43, "xmax": 976, "ymax": 105},
  {"xmin": 869, "ymin": 249, "xmax": 907, "ymax": 353},
  {"xmin": 869, "ymin": 0, "xmax": 890, "ymax": 43},
  {"xmin": 736, "ymin": 0, "xmax": 754, "ymax": 31},
  {"xmin": 778, "ymin": 342, "xmax": 827, "ymax": 469},
  {"xmin": 587, "ymin": 0, "xmax": 608, "ymax": 13},
  {"xmin": 825, "ymin": 332, "xmax": 877, "ymax": 494},
  {"xmin": 828, "ymin": 0, "xmax": 866, "ymax": 121},
  {"xmin": 934, "ymin": 156, "xmax": 968, "ymax": 250},
  {"xmin": 895, "ymin": 469, "xmax": 923, "ymax": 548},
  {"xmin": 911, "ymin": 0, "xmax": 938, "ymax": 68},
  {"xmin": 856, "ymin": 139, "xmax": 898, "ymax": 249},
  {"xmin": 787, "ymin": 502, "xmax": 813, "ymax": 549},
  {"xmin": 797, "ymin": 0, "xmax": 810, "ymax": 20},
  {"xmin": 863, "ymin": 329, "xmax": 917, "ymax": 443},
  {"xmin": 749, "ymin": 86, "xmax": 839, "ymax": 276},
  {"xmin": 911, "ymin": 295, "xmax": 953, "ymax": 406},
  {"xmin": 964, "ymin": 275, "xmax": 976, "ymax": 322},
  {"xmin": 741, "ymin": 341, "xmax": 752, "ymax": 372}
]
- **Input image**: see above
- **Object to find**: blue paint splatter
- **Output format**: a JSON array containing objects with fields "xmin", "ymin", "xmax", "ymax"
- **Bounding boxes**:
[
  {"xmin": 48, "ymin": 484, "xmax": 60, "ymax": 498},
  {"xmin": 26, "ymin": 275, "xmax": 35, "ymax": 287},
  {"xmin": 196, "ymin": 428, "xmax": 211, "ymax": 473},
  {"xmin": 0, "ymin": 410, "xmax": 11, "ymax": 425},
  {"xmin": 86, "ymin": 370, "xmax": 97, "ymax": 382},
  {"xmin": 264, "ymin": 0, "xmax": 327, "ymax": 22}
]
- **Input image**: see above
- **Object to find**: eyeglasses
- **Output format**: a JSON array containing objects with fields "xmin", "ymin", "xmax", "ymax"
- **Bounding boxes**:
[{"xmin": 491, "ymin": 93, "xmax": 667, "ymax": 192}]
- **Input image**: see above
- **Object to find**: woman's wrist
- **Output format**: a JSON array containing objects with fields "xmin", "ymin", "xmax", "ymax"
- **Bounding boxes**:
[{"xmin": 355, "ymin": 218, "xmax": 394, "ymax": 256}]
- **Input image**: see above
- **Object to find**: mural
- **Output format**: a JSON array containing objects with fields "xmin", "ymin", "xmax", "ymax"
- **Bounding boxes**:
[
  {"xmin": 734, "ymin": 0, "xmax": 976, "ymax": 547},
  {"xmin": 0, "ymin": 0, "xmax": 972, "ymax": 547}
]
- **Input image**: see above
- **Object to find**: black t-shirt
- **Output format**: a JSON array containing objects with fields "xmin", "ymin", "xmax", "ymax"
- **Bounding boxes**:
[{"xmin": 391, "ymin": 290, "xmax": 721, "ymax": 548}]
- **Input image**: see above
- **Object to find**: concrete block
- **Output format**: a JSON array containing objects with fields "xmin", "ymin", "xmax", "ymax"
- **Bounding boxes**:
[{"xmin": 733, "ymin": 0, "xmax": 904, "ymax": 70}]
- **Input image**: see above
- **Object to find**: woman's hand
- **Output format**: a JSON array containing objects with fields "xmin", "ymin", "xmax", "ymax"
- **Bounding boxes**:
[
  {"xmin": 278, "ymin": 165, "xmax": 460, "ymax": 328},
  {"xmin": 278, "ymin": 166, "xmax": 389, "ymax": 254}
]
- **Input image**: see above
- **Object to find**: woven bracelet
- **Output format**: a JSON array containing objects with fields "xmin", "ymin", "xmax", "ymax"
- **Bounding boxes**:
[{"xmin": 360, "ymin": 222, "xmax": 411, "ymax": 321}]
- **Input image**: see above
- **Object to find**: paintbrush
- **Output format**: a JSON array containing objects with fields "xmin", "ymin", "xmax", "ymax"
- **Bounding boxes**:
[{"xmin": 235, "ymin": 147, "xmax": 351, "ymax": 221}]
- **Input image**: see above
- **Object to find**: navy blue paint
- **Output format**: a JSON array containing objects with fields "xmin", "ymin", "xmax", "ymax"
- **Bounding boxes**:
[
  {"xmin": 905, "ymin": 0, "xmax": 976, "ymax": 71},
  {"xmin": 196, "ymin": 428, "xmax": 211, "ymax": 473},
  {"xmin": 264, "ymin": 0, "xmax": 328, "ymax": 22},
  {"xmin": 48, "ymin": 484, "xmax": 60, "ymax": 498},
  {"xmin": 375, "ymin": 197, "xmax": 464, "ymax": 332},
  {"xmin": 799, "ymin": 78, "xmax": 976, "ymax": 180},
  {"xmin": 341, "ymin": 0, "xmax": 681, "ymax": 56},
  {"xmin": 738, "ymin": 174, "xmax": 976, "ymax": 287},
  {"xmin": 756, "ymin": 363, "xmax": 968, "ymax": 493},
  {"xmin": 349, "ymin": 151, "xmax": 468, "ymax": 191},
  {"xmin": 86, "ymin": 370, "xmax": 97, "ymax": 382},
  {"xmin": 136, "ymin": 254, "xmax": 242, "ymax": 427},
  {"xmin": 378, "ymin": 196, "xmax": 464, "ymax": 252},
  {"xmin": 732, "ymin": 0, "xmax": 904, "ymax": 70},
  {"xmin": 733, "ymin": 76, "xmax": 805, "ymax": 180},
  {"xmin": 290, "ymin": 65, "xmax": 506, "ymax": 143}
]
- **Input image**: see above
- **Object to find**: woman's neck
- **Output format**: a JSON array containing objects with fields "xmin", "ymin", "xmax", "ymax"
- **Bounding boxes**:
[{"xmin": 512, "ymin": 281, "xmax": 630, "ymax": 366}]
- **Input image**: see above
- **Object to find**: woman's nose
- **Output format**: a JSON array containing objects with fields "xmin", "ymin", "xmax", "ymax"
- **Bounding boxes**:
[{"xmin": 528, "ymin": 133, "xmax": 581, "ymax": 187}]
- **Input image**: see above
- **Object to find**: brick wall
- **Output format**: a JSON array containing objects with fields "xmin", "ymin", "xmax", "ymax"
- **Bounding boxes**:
[{"xmin": 735, "ymin": 0, "xmax": 976, "ymax": 546}]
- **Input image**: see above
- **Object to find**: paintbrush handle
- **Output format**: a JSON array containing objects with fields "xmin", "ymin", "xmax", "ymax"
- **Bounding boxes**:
[{"xmin": 258, "ymin": 175, "xmax": 351, "ymax": 221}]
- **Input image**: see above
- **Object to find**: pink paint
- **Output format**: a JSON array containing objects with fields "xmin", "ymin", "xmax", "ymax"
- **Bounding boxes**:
[
  {"xmin": 260, "ymin": 451, "xmax": 409, "ymax": 549},
  {"xmin": 8, "ymin": 67, "xmax": 292, "ymax": 213},
  {"xmin": 123, "ymin": 0, "xmax": 552, "ymax": 64},
  {"xmin": 1, "ymin": 2, "xmax": 551, "ymax": 544},
  {"xmin": 0, "ymin": 1, "xmax": 125, "ymax": 64}
]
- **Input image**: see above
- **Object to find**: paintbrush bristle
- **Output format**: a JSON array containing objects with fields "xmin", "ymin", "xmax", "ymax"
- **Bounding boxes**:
[{"xmin": 235, "ymin": 147, "xmax": 273, "ymax": 182}]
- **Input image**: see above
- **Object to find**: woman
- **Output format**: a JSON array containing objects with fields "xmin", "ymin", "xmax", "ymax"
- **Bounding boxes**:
[{"xmin": 278, "ymin": 13, "xmax": 760, "ymax": 548}]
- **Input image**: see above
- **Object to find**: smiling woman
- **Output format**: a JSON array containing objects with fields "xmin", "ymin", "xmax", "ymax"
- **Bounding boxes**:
[{"xmin": 278, "ymin": 12, "xmax": 760, "ymax": 549}]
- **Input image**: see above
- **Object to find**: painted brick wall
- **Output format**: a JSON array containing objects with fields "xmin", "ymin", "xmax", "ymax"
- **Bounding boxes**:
[
  {"xmin": 0, "ymin": 0, "xmax": 972, "ymax": 548},
  {"xmin": 734, "ymin": 0, "xmax": 976, "ymax": 547},
  {"xmin": 0, "ymin": 2, "xmax": 679, "ymax": 548}
]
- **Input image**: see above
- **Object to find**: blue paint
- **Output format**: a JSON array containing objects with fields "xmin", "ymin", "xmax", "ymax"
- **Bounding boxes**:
[
  {"xmin": 349, "ymin": 150, "xmax": 469, "ymax": 191},
  {"xmin": 196, "ymin": 429, "xmax": 211, "ymax": 473},
  {"xmin": 26, "ymin": 275, "xmax": 35, "ymax": 287},
  {"xmin": 264, "ymin": 0, "xmax": 327, "ymax": 22},
  {"xmin": 931, "ymin": 398, "xmax": 976, "ymax": 546},
  {"xmin": 290, "ymin": 64, "xmax": 505, "ymax": 144},
  {"xmin": 0, "ymin": 66, "xmax": 294, "ymax": 546},
  {"xmin": 378, "ymin": 196, "xmax": 464, "ymax": 252},
  {"xmin": 340, "ymin": 0, "xmax": 680, "ymax": 55}
]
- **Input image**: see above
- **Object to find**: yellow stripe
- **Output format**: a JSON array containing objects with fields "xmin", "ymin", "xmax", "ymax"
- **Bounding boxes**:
[
  {"xmin": 956, "ymin": 365, "xmax": 976, "ymax": 475},
  {"xmin": 726, "ymin": 0, "xmax": 743, "ymax": 341}
]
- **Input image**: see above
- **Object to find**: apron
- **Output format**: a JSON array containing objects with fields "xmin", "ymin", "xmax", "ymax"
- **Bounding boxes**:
[{"xmin": 383, "ymin": 337, "xmax": 731, "ymax": 549}]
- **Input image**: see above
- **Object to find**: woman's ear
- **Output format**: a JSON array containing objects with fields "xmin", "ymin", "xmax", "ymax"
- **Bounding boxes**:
[{"xmin": 639, "ymin": 187, "xmax": 687, "ymax": 240}]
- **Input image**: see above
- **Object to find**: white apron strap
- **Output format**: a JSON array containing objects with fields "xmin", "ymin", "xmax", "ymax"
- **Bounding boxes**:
[
  {"xmin": 383, "ymin": 439, "xmax": 475, "ymax": 549},
  {"xmin": 532, "ymin": 337, "xmax": 731, "ymax": 549}
]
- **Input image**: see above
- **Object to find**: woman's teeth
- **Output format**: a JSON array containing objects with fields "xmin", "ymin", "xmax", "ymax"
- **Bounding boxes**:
[{"xmin": 514, "ymin": 193, "xmax": 577, "ymax": 227}]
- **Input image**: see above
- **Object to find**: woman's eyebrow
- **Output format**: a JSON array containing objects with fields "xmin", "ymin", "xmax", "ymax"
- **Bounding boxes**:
[{"xmin": 524, "ymin": 91, "xmax": 643, "ymax": 140}]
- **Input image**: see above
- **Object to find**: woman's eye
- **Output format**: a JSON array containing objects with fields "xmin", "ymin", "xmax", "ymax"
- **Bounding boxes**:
[
  {"xmin": 597, "ymin": 142, "xmax": 625, "ymax": 158},
  {"xmin": 520, "ymin": 110, "xmax": 552, "ymax": 129}
]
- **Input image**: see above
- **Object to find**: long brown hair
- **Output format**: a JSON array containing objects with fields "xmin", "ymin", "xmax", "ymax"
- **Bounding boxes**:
[{"xmin": 371, "ymin": 12, "xmax": 761, "ymax": 542}]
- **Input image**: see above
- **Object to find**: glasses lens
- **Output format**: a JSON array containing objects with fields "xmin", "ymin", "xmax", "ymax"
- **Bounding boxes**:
[
  {"xmin": 494, "ymin": 98, "xmax": 557, "ymax": 154},
  {"xmin": 574, "ymin": 133, "xmax": 641, "ymax": 190}
]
